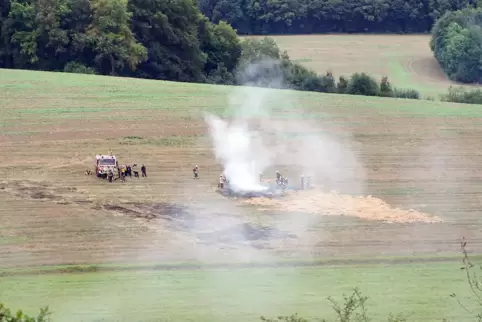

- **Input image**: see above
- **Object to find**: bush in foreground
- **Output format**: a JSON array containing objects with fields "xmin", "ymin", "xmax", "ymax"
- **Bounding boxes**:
[
  {"xmin": 0, "ymin": 304, "xmax": 51, "ymax": 322},
  {"xmin": 261, "ymin": 288, "xmax": 407, "ymax": 322}
]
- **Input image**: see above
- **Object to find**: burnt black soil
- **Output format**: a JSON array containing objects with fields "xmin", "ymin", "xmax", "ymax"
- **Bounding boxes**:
[{"xmin": 197, "ymin": 223, "xmax": 295, "ymax": 243}]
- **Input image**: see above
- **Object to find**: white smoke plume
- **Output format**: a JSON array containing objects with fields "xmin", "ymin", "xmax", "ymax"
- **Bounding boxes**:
[{"xmin": 204, "ymin": 57, "xmax": 365, "ymax": 196}]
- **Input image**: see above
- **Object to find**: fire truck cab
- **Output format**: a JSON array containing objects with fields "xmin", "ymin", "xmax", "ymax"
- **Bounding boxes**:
[{"xmin": 95, "ymin": 154, "xmax": 118, "ymax": 178}]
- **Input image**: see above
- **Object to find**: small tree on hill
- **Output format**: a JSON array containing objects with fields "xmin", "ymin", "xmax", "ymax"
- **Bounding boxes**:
[
  {"xmin": 321, "ymin": 71, "xmax": 336, "ymax": 93},
  {"xmin": 379, "ymin": 76, "xmax": 393, "ymax": 97},
  {"xmin": 346, "ymin": 73, "xmax": 379, "ymax": 96},
  {"xmin": 337, "ymin": 76, "xmax": 349, "ymax": 93}
]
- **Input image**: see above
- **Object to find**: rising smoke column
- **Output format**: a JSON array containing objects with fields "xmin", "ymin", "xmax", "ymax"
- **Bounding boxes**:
[
  {"xmin": 204, "ymin": 57, "xmax": 365, "ymax": 196},
  {"xmin": 204, "ymin": 112, "xmax": 269, "ymax": 192}
]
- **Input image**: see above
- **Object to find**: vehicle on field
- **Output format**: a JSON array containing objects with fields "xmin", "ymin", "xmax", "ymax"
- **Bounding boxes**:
[{"xmin": 95, "ymin": 155, "xmax": 118, "ymax": 178}]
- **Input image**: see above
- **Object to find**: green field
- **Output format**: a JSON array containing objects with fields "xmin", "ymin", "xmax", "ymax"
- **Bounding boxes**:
[
  {"xmin": 1, "ymin": 67, "xmax": 482, "ymax": 321},
  {"xmin": 0, "ymin": 262, "xmax": 478, "ymax": 322}
]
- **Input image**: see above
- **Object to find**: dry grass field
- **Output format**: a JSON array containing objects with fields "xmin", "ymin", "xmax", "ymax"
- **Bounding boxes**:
[
  {"xmin": 1, "ymin": 68, "xmax": 482, "ymax": 321},
  {"xmin": 255, "ymin": 34, "xmax": 478, "ymax": 97}
]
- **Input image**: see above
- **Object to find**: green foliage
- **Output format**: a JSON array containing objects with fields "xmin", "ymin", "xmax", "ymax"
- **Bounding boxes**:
[
  {"xmin": 63, "ymin": 61, "xmax": 96, "ymax": 74},
  {"xmin": 0, "ymin": 0, "xmax": 240, "ymax": 83},
  {"xmin": 199, "ymin": 0, "xmax": 479, "ymax": 34},
  {"xmin": 346, "ymin": 73, "xmax": 380, "ymax": 96},
  {"xmin": 430, "ymin": 7, "xmax": 482, "ymax": 84},
  {"xmin": 87, "ymin": 0, "xmax": 147, "ymax": 75},
  {"xmin": 337, "ymin": 76, "xmax": 349, "ymax": 93},
  {"xmin": 379, "ymin": 76, "xmax": 393, "ymax": 97},
  {"xmin": 392, "ymin": 88, "xmax": 421, "ymax": 99},
  {"xmin": 260, "ymin": 313, "xmax": 309, "ymax": 322},
  {"xmin": 0, "ymin": 303, "xmax": 51, "ymax": 322},
  {"xmin": 441, "ymin": 86, "xmax": 482, "ymax": 104},
  {"xmin": 261, "ymin": 288, "xmax": 407, "ymax": 322}
]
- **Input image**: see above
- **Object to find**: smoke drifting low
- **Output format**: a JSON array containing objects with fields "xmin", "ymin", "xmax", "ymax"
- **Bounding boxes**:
[{"xmin": 204, "ymin": 58, "xmax": 364, "ymax": 195}]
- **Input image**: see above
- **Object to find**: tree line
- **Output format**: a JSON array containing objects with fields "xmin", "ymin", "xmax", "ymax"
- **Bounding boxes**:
[
  {"xmin": 1, "ymin": 0, "xmax": 480, "ymax": 102},
  {"xmin": 0, "ymin": 0, "xmax": 242, "ymax": 83},
  {"xmin": 0, "ymin": 0, "xmax": 420, "ymax": 98},
  {"xmin": 199, "ymin": 0, "xmax": 480, "ymax": 35}
]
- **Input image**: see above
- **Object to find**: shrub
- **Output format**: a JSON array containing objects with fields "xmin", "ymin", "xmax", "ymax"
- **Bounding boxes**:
[
  {"xmin": 0, "ymin": 303, "xmax": 51, "ymax": 322},
  {"xmin": 321, "ymin": 71, "xmax": 336, "ymax": 93},
  {"xmin": 337, "ymin": 76, "xmax": 349, "ymax": 93},
  {"xmin": 379, "ymin": 76, "xmax": 393, "ymax": 97},
  {"xmin": 207, "ymin": 63, "xmax": 235, "ymax": 85},
  {"xmin": 63, "ymin": 62, "xmax": 96, "ymax": 75},
  {"xmin": 260, "ymin": 288, "xmax": 407, "ymax": 322},
  {"xmin": 441, "ymin": 86, "xmax": 482, "ymax": 104},
  {"xmin": 346, "ymin": 73, "xmax": 379, "ymax": 96},
  {"xmin": 393, "ymin": 88, "xmax": 421, "ymax": 99}
]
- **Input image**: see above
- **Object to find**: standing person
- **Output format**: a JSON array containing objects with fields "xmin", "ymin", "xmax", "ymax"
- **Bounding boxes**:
[
  {"xmin": 141, "ymin": 164, "xmax": 147, "ymax": 177},
  {"xmin": 259, "ymin": 172, "xmax": 263, "ymax": 183},
  {"xmin": 132, "ymin": 164, "xmax": 139, "ymax": 177},
  {"xmin": 126, "ymin": 165, "xmax": 132, "ymax": 177},
  {"xmin": 276, "ymin": 171, "xmax": 282, "ymax": 184},
  {"xmin": 120, "ymin": 166, "xmax": 126, "ymax": 182},
  {"xmin": 107, "ymin": 169, "xmax": 114, "ymax": 183},
  {"xmin": 193, "ymin": 165, "xmax": 199, "ymax": 179},
  {"xmin": 300, "ymin": 175, "xmax": 305, "ymax": 190},
  {"xmin": 218, "ymin": 174, "xmax": 224, "ymax": 189}
]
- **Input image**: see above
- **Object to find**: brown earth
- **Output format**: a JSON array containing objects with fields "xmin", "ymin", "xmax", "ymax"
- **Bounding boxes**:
[{"xmin": 1, "ymin": 70, "xmax": 482, "ymax": 270}]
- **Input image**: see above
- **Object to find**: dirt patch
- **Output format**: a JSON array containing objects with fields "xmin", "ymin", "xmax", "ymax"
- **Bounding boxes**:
[
  {"xmin": 240, "ymin": 188, "xmax": 442, "ymax": 224},
  {"xmin": 126, "ymin": 202, "xmax": 196, "ymax": 225},
  {"xmin": 1, "ymin": 180, "xmax": 66, "ymax": 202},
  {"xmin": 103, "ymin": 204, "xmax": 144, "ymax": 218}
]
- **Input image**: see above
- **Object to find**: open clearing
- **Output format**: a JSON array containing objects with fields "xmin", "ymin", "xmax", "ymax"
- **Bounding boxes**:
[
  {"xmin": 1, "ymin": 68, "xmax": 482, "ymax": 321},
  {"xmin": 254, "ymin": 34, "xmax": 478, "ymax": 97}
]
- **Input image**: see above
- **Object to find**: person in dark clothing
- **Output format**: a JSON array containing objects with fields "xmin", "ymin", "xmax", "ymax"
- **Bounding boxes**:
[
  {"xmin": 141, "ymin": 164, "xmax": 147, "ymax": 177},
  {"xmin": 193, "ymin": 165, "xmax": 199, "ymax": 179},
  {"xmin": 108, "ymin": 169, "xmax": 114, "ymax": 183},
  {"xmin": 126, "ymin": 165, "xmax": 132, "ymax": 177}
]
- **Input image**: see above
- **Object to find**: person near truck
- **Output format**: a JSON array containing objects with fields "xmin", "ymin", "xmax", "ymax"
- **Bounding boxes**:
[
  {"xmin": 120, "ymin": 166, "xmax": 126, "ymax": 182},
  {"xmin": 107, "ymin": 169, "xmax": 114, "ymax": 183}
]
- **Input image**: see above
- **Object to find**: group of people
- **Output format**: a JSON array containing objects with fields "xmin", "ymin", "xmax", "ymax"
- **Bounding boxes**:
[{"xmin": 106, "ymin": 164, "xmax": 147, "ymax": 183}]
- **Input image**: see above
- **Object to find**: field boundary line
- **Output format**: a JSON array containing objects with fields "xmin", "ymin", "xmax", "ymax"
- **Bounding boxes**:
[{"xmin": 0, "ymin": 255, "xmax": 475, "ymax": 277}]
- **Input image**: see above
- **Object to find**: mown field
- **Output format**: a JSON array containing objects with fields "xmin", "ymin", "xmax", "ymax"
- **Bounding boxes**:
[
  {"xmin": 1, "ymin": 68, "xmax": 482, "ymax": 321},
  {"xmin": 258, "ymin": 34, "xmax": 477, "ymax": 97}
]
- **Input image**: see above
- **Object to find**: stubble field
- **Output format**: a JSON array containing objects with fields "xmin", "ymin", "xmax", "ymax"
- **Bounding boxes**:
[{"xmin": 1, "ymin": 68, "xmax": 482, "ymax": 321}]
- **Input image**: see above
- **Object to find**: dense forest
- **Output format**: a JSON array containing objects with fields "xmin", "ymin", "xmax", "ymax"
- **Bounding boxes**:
[
  {"xmin": 430, "ymin": 7, "xmax": 482, "ymax": 84},
  {"xmin": 0, "ymin": 0, "xmax": 242, "ymax": 82},
  {"xmin": 199, "ymin": 0, "xmax": 481, "ymax": 34},
  {"xmin": 1, "ymin": 0, "xmax": 481, "ymax": 92}
]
